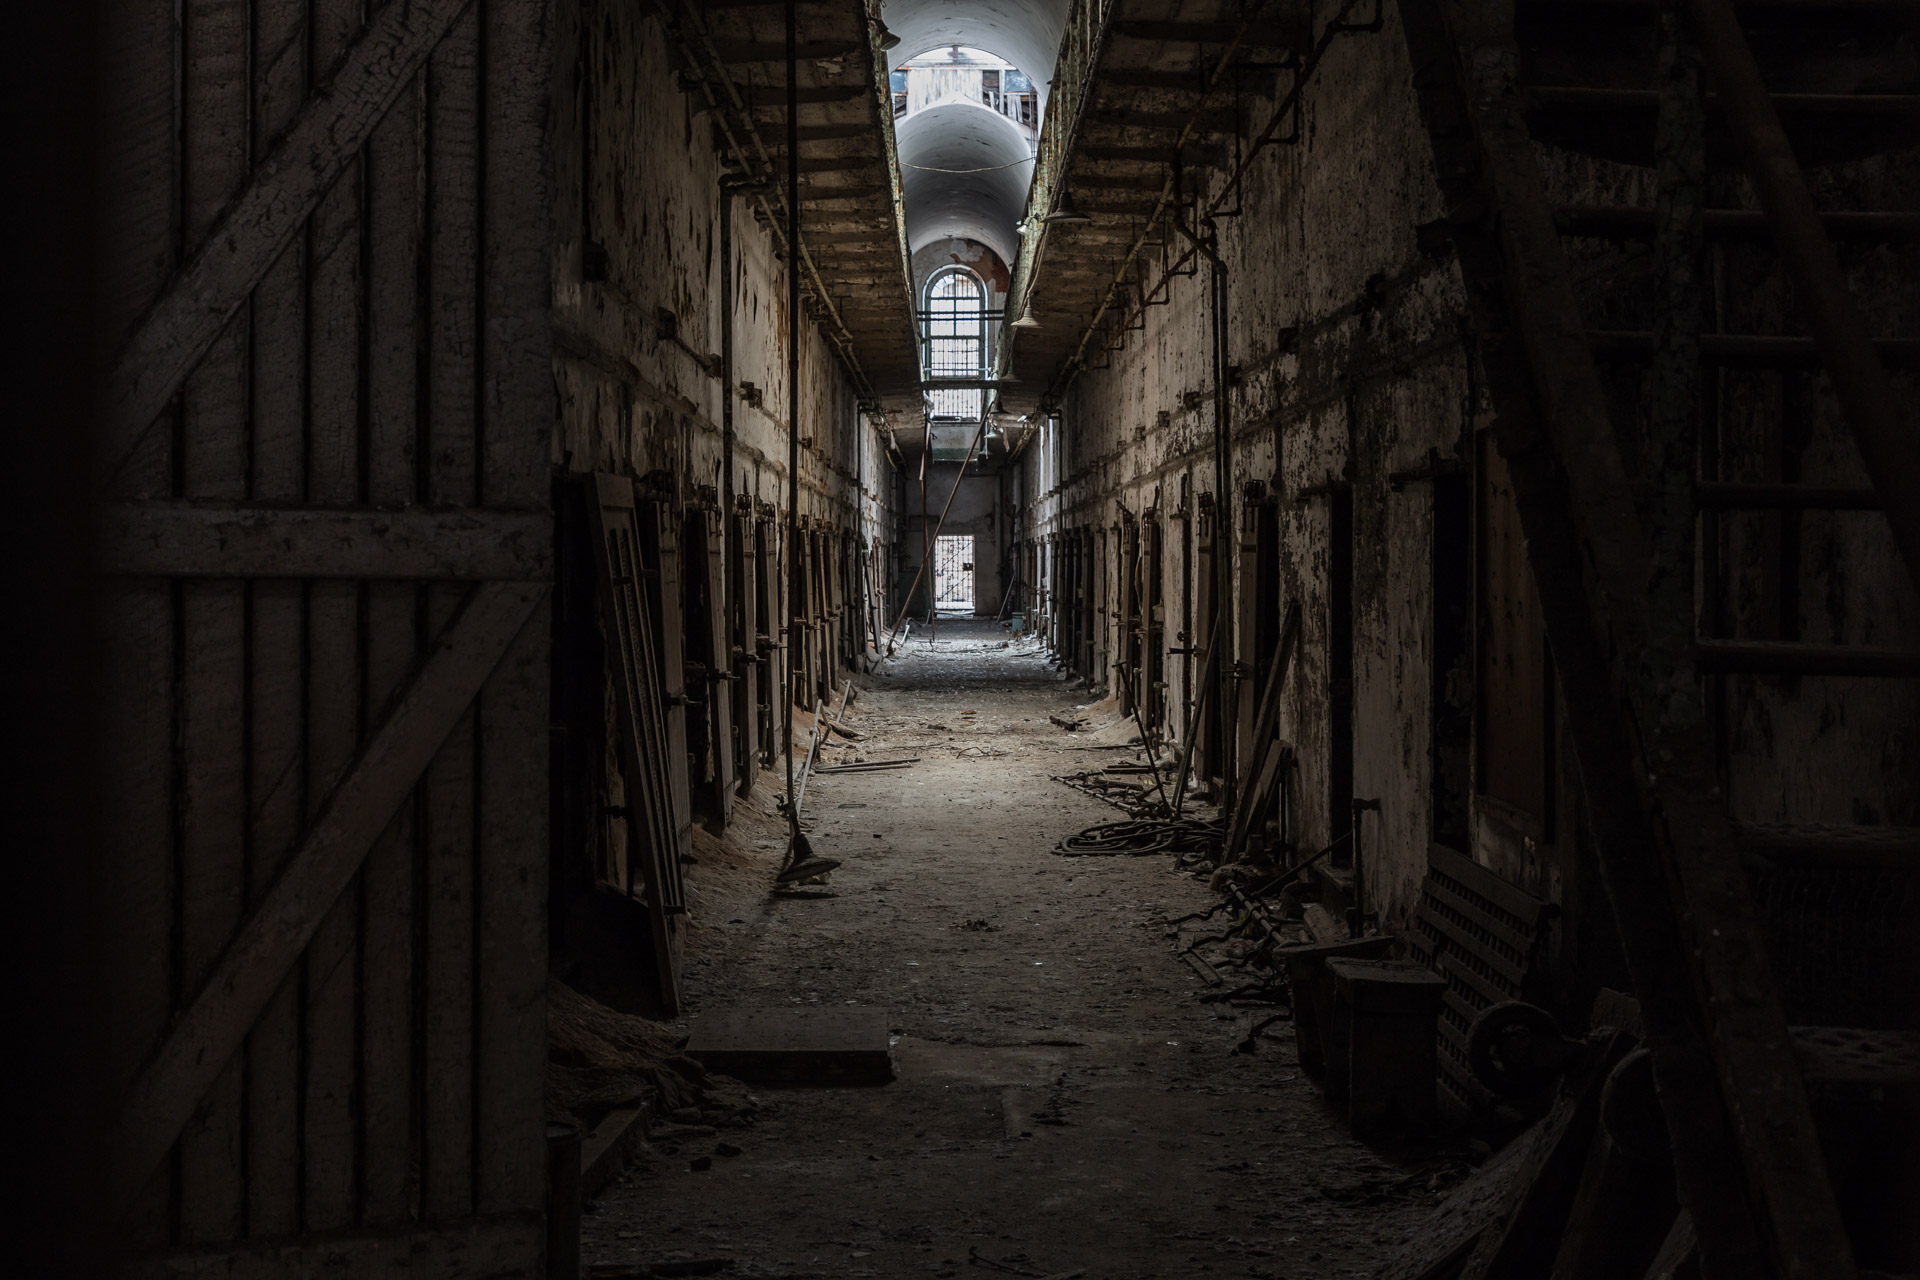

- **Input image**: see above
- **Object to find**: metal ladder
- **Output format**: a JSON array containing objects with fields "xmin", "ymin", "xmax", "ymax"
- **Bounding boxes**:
[{"xmin": 1399, "ymin": 0, "xmax": 1920, "ymax": 1275}]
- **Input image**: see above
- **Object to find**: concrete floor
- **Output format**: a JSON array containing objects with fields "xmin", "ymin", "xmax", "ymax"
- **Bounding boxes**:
[{"xmin": 582, "ymin": 621, "xmax": 1456, "ymax": 1279}]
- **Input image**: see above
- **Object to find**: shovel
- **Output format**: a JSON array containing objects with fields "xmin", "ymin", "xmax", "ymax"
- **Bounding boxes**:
[{"xmin": 777, "ymin": 722, "xmax": 840, "ymax": 884}]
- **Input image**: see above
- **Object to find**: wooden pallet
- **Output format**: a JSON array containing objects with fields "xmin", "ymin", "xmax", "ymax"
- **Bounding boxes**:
[{"xmin": 1406, "ymin": 845, "xmax": 1554, "ymax": 1116}]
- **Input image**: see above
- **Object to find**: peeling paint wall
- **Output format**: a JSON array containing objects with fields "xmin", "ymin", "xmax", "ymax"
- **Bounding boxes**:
[
  {"xmin": 1012, "ymin": 6, "xmax": 1920, "ymax": 1012},
  {"xmin": 550, "ymin": 0, "xmax": 893, "ymax": 541}
]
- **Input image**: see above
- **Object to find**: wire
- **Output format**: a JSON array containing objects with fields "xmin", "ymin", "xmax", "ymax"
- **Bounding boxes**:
[{"xmin": 900, "ymin": 156, "xmax": 1036, "ymax": 174}]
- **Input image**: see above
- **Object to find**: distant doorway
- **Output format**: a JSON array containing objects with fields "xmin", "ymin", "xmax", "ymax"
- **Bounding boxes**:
[{"xmin": 933, "ymin": 535, "xmax": 975, "ymax": 613}]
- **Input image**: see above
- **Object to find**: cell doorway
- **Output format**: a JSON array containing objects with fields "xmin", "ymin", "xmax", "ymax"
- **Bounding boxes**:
[{"xmin": 932, "ymin": 535, "xmax": 975, "ymax": 615}]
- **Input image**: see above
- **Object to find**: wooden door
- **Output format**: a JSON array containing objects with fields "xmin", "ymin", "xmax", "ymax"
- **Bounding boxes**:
[
  {"xmin": 96, "ymin": 0, "xmax": 553, "ymax": 1270},
  {"xmin": 585, "ymin": 475, "xmax": 686, "ymax": 1014}
]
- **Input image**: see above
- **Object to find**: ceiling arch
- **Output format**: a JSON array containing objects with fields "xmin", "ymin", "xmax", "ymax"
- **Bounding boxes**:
[
  {"xmin": 881, "ymin": 0, "xmax": 1070, "ymax": 107},
  {"xmin": 895, "ymin": 103, "xmax": 1032, "ymax": 272}
]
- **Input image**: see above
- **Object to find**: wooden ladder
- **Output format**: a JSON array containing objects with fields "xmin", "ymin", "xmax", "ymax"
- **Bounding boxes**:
[{"xmin": 1399, "ymin": 0, "xmax": 1920, "ymax": 1275}]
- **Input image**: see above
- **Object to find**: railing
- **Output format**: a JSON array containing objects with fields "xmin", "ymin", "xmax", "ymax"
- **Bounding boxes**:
[
  {"xmin": 993, "ymin": 0, "xmax": 1116, "ymax": 389},
  {"xmin": 919, "ymin": 306, "xmax": 1002, "ymax": 418}
]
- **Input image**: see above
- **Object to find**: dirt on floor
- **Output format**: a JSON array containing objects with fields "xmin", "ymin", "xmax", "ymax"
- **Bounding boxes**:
[{"xmin": 581, "ymin": 619, "xmax": 1464, "ymax": 1279}]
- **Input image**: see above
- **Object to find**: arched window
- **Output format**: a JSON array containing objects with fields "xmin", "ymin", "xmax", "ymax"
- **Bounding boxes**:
[{"xmin": 924, "ymin": 267, "xmax": 984, "ymax": 419}]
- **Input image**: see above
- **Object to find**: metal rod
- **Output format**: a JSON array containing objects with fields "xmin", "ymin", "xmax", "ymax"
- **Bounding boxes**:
[
  {"xmin": 1114, "ymin": 664, "xmax": 1171, "ymax": 812},
  {"xmin": 1210, "ymin": 237, "xmax": 1235, "ymax": 811},
  {"xmin": 1168, "ymin": 596, "xmax": 1229, "ymax": 817}
]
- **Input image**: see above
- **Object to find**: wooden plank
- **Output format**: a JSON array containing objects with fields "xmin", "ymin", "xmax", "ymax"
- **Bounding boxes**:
[
  {"xmin": 685, "ymin": 1006, "xmax": 895, "ymax": 1084},
  {"xmin": 1733, "ymin": 822, "xmax": 1920, "ymax": 867},
  {"xmin": 105, "ymin": 0, "xmax": 476, "ymax": 471},
  {"xmin": 475, "ymin": 603, "xmax": 549, "ymax": 1214},
  {"xmin": 422, "ymin": 599, "xmax": 478, "ymax": 1221},
  {"xmin": 360, "ymin": 59, "xmax": 425, "ymax": 1228},
  {"xmin": 473, "ymin": 0, "xmax": 553, "ymax": 1210},
  {"xmin": 1377, "ymin": 1120, "xmax": 1544, "ymax": 1279},
  {"xmin": 175, "ymin": 0, "xmax": 251, "ymax": 1242},
  {"xmin": 159, "ymin": 1212, "xmax": 546, "ymax": 1279},
  {"xmin": 480, "ymin": 0, "xmax": 555, "ymax": 511},
  {"xmin": 1223, "ymin": 601, "xmax": 1303, "ymax": 861},
  {"xmin": 422, "ymin": 4, "xmax": 483, "ymax": 1222},
  {"xmin": 104, "ymin": 503, "xmax": 552, "ymax": 579},
  {"xmin": 101, "ymin": 580, "xmax": 177, "ymax": 1251},
  {"xmin": 107, "ymin": 582, "xmax": 547, "ymax": 1220},
  {"xmin": 299, "ymin": 0, "xmax": 366, "ymax": 1226},
  {"xmin": 240, "ymin": 0, "xmax": 307, "ymax": 1239},
  {"xmin": 580, "ymin": 1102, "xmax": 654, "ymax": 1197}
]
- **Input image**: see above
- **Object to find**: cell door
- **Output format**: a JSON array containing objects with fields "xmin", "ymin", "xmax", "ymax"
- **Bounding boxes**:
[
  {"xmin": 638, "ymin": 489, "xmax": 694, "ymax": 876},
  {"xmin": 683, "ymin": 498, "xmax": 735, "ymax": 827},
  {"xmin": 754, "ymin": 511, "xmax": 777, "ymax": 766},
  {"xmin": 732, "ymin": 501, "xmax": 760, "ymax": 794},
  {"xmin": 1146, "ymin": 516, "xmax": 1166, "ymax": 737},
  {"xmin": 585, "ymin": 475, "xmax": 685, "ymax": 1015}
]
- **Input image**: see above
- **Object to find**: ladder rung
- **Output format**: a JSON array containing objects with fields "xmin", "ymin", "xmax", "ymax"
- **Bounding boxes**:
[
  {"xmin": 1735, "ymin": 820, "xmax": 1920, "ymax": 866},
  {"xmin": 1693, "ymin": 481, "xmax": 1883, "ymax": 510},
  {"xmin": 1555, "ymin": 205, "xmax": 1920, "ymax": 243},
  {"xmin": 1695, "ymin": 639, "xmax": 1920, "ymax": 676},
  {"xmin": 1588, "ymin": 330, "xmax": 1920, "ymax": 368}
]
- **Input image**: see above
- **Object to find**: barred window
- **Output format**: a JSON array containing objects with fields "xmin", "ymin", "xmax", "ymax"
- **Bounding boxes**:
[{"xmin": 925, "ymin": 269, "xmax": 984, "ymax": 420}]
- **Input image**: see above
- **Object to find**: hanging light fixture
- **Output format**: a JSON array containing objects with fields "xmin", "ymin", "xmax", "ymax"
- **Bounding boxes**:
[
  {"xmin": 872, "ymin": 18, "xmax": 901, "ymax": 51},
  {"xmin": 1043, "ymin": 189, "xmax": 1091, "ymax": 225},
  {"xmin": 1010, "ymin": 299, "xmax": 1041, "ymax": 329}
]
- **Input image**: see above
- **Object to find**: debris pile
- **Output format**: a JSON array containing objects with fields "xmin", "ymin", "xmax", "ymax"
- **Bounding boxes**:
[{"xmin": 547, "ymin": 979, "xmax": 754, "ymax": 1131}]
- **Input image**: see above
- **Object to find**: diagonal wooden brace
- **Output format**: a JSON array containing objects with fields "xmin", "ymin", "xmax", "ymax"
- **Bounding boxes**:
[
  {"xmin": 105, "ymin": 0, "xmax": 475, "ymax": 477},
  {"xmin": 105, "ymin": 579, "xmax": 546, "ymax": 1219}
]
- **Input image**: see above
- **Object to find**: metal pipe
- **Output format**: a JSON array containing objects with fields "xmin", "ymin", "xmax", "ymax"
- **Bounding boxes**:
[
  {"xmin": 783, "ymin": 0, "xmax": 800, "ymax": 815},
  {"xmin": 1687, "ymin": 0, "xmax": 1920, "ymax": 599},
  {"xmin": 1209, "ymin": 235, "xmax": 1235, "ymax": 811}
]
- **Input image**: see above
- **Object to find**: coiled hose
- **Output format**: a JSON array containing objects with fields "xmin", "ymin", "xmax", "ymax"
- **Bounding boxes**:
[{"xmin": 1053, "ymin": 817, "xmax": 1223, "ymax": 857}]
